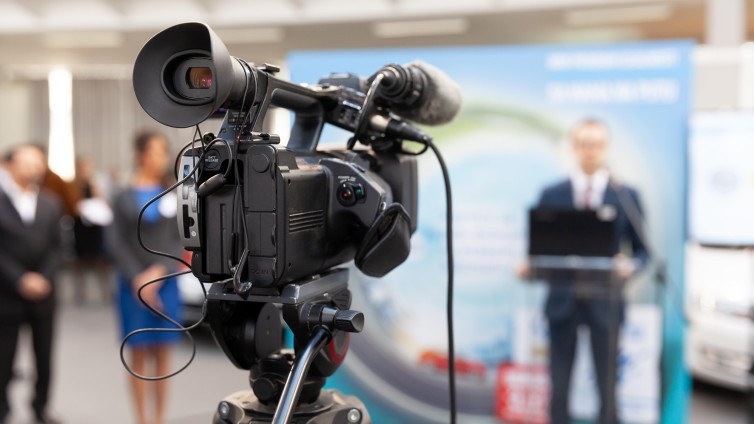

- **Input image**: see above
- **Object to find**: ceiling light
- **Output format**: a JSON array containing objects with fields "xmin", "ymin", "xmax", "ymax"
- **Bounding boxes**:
[
  {"xmin": 41, "ymin": 32, "xmax": 124, "ymax": 49},
  {"xmin": 214, "ymin": 27, "xmax": 285, "ymax": 44},
  {"xmin": 373, "ymin": 18, "xmax": 469, "ymax": 38},
  {"xmin": 48, "ymin": 68, "xmax": 75, "ymax": 181},
  {"xmin": 564, "ymin": 4, "xmax": 674, "ymax": 27}
]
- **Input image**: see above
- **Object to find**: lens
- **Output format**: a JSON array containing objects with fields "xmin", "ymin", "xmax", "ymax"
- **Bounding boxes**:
[{"xmin": 187, "ymin": 67, "xmax": 213, "ymax": 89}]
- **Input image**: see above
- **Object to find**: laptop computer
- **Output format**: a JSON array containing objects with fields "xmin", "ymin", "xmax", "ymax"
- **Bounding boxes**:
[{"xmin": 528, "ymin": 207, "xmax": 617, "ymax": 258}]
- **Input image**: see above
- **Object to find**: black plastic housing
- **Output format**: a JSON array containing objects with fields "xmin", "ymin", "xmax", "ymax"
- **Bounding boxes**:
[
  {"xmin": 183, "ymin": 140, "xmax": 416, "ymax": 289},
  {"xmin": 136, "ymin": 21, "xmax": 420, "ymax": 289}
]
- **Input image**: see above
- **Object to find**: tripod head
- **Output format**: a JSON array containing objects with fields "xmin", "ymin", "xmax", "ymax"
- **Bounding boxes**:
[{"xmin": 207, "ymin": 269, "xmax": 368, "ymax": 423}]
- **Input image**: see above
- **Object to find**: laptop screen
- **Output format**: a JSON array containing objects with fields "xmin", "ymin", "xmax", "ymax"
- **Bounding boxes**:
[{"xmin": 528, "ymin": 207, "xmax": 617, "ymax": 257}]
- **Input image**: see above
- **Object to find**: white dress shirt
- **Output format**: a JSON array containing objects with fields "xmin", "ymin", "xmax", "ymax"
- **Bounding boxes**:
[
  {"xmin": 0, "ymin": 167, "xmax": 39, "ymax": 224},
  {"xmin": 570, "ymin": 168, "xmax": 609, "ymax": 210}
]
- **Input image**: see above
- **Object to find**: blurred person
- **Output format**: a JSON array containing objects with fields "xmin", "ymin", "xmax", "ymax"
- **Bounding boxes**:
[
  {"xmin": 71, "ymin": 157, "xmax": 112, "ymax": 303},
  {"xmin": 34, "ymin": 144, "xmax": 80, "ymax": 296},
  {"xmin": 0, "ymin": 145, "xmax": 63, "ymax": 424},
  {"xmin": 520, "ymin": 119, "xmax": 647, "ymax": 424},
  {"xmin": 33, "ymin": 146, "xmax": 78, "ymax": 220},
  {"xmin": 106, "ymin": 131, "xmax": 181, "ymax": 424}
]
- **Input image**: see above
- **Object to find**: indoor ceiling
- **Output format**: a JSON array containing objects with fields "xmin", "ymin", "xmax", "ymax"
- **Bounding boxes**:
[{"xmin": 0, "ymin": 0, "xmax": 750, "ymax": 71}]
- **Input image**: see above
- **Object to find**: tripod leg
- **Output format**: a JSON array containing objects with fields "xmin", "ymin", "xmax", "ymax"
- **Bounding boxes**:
[{"xmin": 272, "ymin": 327, "xmax": 331, "ymax": 424}]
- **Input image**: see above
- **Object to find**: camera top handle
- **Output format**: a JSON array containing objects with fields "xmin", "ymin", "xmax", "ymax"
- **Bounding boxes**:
[{"xmin": 133, "ymin": 21, "xmax": 357, "ymax": 154}]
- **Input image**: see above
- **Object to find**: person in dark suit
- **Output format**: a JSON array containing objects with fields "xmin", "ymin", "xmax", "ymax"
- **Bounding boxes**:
[
  {"xmin": 523, "ymin": 119, "xmax": 647, "ymax": 424},
  {"xmin": 0, "ymin": 145, "xmax": 63, "ymax": 424}
]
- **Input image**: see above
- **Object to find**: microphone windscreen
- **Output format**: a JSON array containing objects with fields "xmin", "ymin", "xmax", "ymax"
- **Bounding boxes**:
[{"xmin": 397, "ymin": 61, "xmax": 463, "ymax": 126}]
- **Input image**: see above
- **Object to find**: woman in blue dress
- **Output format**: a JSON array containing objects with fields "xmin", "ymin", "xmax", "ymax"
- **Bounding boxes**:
[{"xmin": 107, "ymin": 131, "xmax": 182, "ymax": 424}]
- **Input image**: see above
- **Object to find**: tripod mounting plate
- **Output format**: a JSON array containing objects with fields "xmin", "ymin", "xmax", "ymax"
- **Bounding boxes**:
[
  {"xmin": 207, "ymin": 268, "xmax": 350, "ymax": 306},
  {"xmin": 213, "ymin": 388, "xmax": 371, "ymax": 424}
]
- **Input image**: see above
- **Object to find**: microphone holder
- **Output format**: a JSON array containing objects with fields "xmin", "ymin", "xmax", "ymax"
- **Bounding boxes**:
[{"xmin": 347, "ymin": 74, "xmax": 383, "ymax": 150}]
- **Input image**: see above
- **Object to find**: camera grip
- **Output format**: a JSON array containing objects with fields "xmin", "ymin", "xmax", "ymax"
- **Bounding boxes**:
[{"xmin": 355, "ymin": 203, "xmax": 412, "ymax": 277}]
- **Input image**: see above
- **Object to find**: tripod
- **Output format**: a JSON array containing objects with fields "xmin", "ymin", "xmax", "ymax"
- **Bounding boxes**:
[{"xmin": 206, "ymin": 268, "xmax": 371, "ymax": 424}]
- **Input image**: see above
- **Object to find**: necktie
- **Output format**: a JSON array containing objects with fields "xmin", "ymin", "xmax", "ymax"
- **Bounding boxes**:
[{"xmin": 582, "ymin": 177, "xmax": 592, "ymax": 210}]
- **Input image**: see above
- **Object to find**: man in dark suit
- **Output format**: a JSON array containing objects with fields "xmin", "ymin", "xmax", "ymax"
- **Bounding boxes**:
[
  {"xmin": 529, "ymin": 119, "xmax": 647, "ymax": 424},
  {"xmin": 0, "ymin": 145, "xmax": 63, "ymax": 424}
]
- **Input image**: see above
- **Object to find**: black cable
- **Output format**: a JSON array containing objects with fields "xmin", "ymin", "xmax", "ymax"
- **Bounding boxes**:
[
  {"xmin": 194, "ymin": 126, "xmax": 204, "ymax": 183},
  {"xmin": 608, "ymin": 179, "xmax": 688, "ymax": 324},
  {"xmin": 135, "ymin": 138, "xmax": 225, "ymax": 267},
  {"xmin": 229, "ymin": 138, "xmax": 250, "ymax": 295},
  {"xmin": 427, "ymin": 139, "xmax": 456, "ymax": 424},
  {"xmin": 173, "ymin": 137, "xmax": 201, "ymax": 182},
  {"xmin": 362, "ymin": 71, "xmax": 456, "ymax": 420},
  {"xmin": 607, "ymin": 178, "xmax": 692, "ymax": 423},
  {"xmin": 119, "ymin": 269, "xmax": 202, "ymax": 381},
  {"xmin": 227, "ymin": 58, "xmax": 260, "ymax": 297},
  {"xmin": 120, "ymin": 137, "xmax": 227, "ymax": 381},
  {"xmin": 173, "ymin": 125, "xmax": 203, "ymax": 182}
]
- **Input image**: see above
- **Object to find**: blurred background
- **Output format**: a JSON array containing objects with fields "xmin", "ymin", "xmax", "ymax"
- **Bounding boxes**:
[{"xmin": 0, "ymin": 0, "xmax": 753, "ymax": 423}]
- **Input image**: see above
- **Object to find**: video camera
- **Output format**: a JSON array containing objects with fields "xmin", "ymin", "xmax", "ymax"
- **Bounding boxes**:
[{"xmin": 132, "ymin": 22, "xmax": 459, "ymax": 423}]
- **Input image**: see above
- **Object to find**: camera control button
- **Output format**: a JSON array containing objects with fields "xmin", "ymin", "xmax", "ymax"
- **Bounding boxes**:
[
  {"xmin": 352, "ymin": 184, "xmax": 365, "ymax": 200},
  {"xmin": 190, "ymin": 192, "xmax": 198, "ymax": 212},
  {"xmin": 337, "ymin": 183, "xmax": 357, "ymax": 206}
]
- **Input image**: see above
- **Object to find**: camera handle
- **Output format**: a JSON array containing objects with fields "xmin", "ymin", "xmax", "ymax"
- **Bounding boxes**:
[
  {"xmin": 272, "ymin": 326, "xmax": 331, "ymax": 424},
  {"xmin": 274, "ymin": 305, "xmax": 365, "ymax": 423}
]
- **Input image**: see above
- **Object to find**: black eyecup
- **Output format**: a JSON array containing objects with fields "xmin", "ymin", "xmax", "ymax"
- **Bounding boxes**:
[{"xmin": 133, "ymin": 22, "xmax": 244, "ymax": 128}]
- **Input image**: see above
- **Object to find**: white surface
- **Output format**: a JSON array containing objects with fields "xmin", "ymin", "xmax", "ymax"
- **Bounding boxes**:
[
  {"xmin": 685, "ymin": 243, "xmax": 754, "ymax": 391},
  {"xmin": 177, "ymin": 273, "xmax": 210, "ymax": 305},
  {"xmin": 77, "ymin": 198, "xmax": 113, "ymax": 226},
  {"xmin": 689, "ymin": 110, "xmax": 754, "ymax": 246}
]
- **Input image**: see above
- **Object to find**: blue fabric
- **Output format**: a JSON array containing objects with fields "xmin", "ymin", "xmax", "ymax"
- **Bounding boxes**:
[
  {"xmin": 117, "ymin": 185, "xmax": 182, "ymax": 347},
  {"xmin": 117, "ymin": 275, "xmax": 182, "ymax": 347},
  {"xmin": 134, "ymin": 186, "xmax": 163, "ymax": 224}
]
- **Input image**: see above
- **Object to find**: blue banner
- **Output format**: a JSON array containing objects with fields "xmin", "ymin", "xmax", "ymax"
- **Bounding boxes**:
[{"xmin": 289, "ymin": 40, "xmax": 692, "ymax": 423}]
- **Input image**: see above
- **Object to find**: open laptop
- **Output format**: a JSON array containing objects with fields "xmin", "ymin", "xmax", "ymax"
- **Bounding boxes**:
[{"xmin": 528, "ymin": 207, "xmax": 617, "ymax": 259}]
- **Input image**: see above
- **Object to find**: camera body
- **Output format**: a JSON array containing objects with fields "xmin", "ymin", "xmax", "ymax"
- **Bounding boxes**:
[
  {"xmin": 131, "ymin": 22, "xmax": 421, "ymax": 292},
  {"xmin": 178, "ymin": 127, "xmax": 418, "ymax": 289}
]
